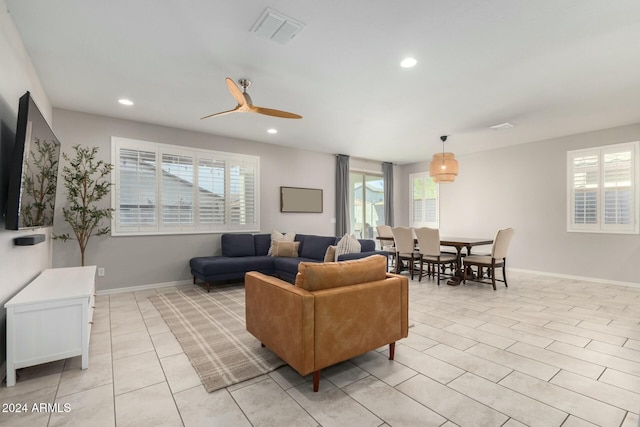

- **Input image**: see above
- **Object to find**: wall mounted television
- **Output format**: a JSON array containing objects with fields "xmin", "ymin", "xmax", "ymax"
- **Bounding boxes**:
[{"xmin": 5, "ymin": 91, "xmax": 61, "ymax": 230}]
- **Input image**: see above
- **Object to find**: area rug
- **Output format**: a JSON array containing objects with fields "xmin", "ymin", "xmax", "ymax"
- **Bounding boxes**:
[{"xmin": 149, "ymin": 284, "xmax": 284, "ymax": 392}]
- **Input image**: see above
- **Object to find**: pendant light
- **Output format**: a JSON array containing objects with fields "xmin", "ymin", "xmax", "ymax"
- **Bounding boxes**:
[{"xmin": 429, "ymin": 135, "xmax": 458, "ymax": 183}]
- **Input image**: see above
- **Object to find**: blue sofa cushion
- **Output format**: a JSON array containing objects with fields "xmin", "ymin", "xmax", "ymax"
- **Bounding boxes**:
[
  {"xmin": 191, "ymin": 255, "xmax": 274, "ymax": 275},
  {"xmin": 221, "ymin": 234, "xmax": 255, "ymax": 257},
  {"xmin": 298, "ymin": 235, "xmax": 338, "ymax": 260},
  {"xmin": 358, "ymin": 239, "xmax": 375, "ymax": 252},
  {"xmin": 254, "ymin": 233, "xmax": 271, "ymax": 256}
]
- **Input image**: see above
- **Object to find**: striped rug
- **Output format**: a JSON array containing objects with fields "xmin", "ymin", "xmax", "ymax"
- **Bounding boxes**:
[{"xmin": 149, "ymin": 284, "xmax": 284, "ymax": 392}]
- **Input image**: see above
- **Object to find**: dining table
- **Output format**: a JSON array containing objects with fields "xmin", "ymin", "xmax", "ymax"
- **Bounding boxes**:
[
  {"xmin": 376, "ymin": 235, "xmax": 494, "ymax": 286},
  {"xmin": 439, "ymin": 237, "xmax": 494, "ymax": 285}
]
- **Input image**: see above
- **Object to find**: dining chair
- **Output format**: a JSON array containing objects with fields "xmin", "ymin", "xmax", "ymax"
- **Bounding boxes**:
[
  {"xmin": 391, "ymin": 226, "xmax": 420, "ymax": 279},
  {"xmin": 463, "ymin": 228, "xmax": 515, "ymax": 290},
  {"xmin": 414, "ymin": 227, "xmax": 457, "ymax": 285},
  {"xmin": 376, "ymin": 225, "xmax": 397, "ymax": 268}
]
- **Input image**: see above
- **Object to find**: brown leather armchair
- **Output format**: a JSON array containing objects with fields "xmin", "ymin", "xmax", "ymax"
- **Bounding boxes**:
[{"xmin": 245, "ymin": 255, "xmax": 409, "ymax": 392}]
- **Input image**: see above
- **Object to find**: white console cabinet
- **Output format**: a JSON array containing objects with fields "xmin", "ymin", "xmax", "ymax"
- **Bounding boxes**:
[{"xmin": 5, "ymin": 266, "xmax": 96, "ymax": 387}]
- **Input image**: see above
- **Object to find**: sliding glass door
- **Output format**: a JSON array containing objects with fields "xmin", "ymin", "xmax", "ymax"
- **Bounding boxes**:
[{"xmin": 349, "ymin": 172, "xmax": 385, "ymax": 238}]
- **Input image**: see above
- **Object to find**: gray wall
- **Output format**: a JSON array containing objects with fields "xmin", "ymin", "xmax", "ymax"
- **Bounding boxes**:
[
  {"xmin": 0, "ymin": 1, "xmax": 54, "ymax": 368},
  {"xmin": 52, "ymin": 109, "xmax": 337, "ymax": 291},
  {"xmin": 398, "ymin": 123, "xmax": 640, "ymax": 285}
]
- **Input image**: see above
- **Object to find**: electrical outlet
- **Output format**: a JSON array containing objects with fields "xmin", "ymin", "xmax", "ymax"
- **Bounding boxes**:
[{"xmin": 98, "ymin": 268, "xmax": 105, "ymax": 277}]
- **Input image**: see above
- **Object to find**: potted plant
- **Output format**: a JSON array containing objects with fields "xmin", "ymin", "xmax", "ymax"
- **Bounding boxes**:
[{"xmin": 55, "ymin": 145, "xmax": 114, "ymax": 266}]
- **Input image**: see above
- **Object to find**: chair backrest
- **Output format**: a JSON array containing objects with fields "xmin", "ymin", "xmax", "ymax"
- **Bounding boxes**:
[
  {"xmin": 376, "ymin": 224, "xmax": 393, "ymax": 238},
  {"xmin": 414, "ymin": 227, "xmax": 440, "ymax": 257},
  {"xmin": 391, "ymin": 226, "xmax": 415, "ymax": 253},
  {"xmin": 491, "ymin": 228, "xmax": 515, "ymax": 259}
]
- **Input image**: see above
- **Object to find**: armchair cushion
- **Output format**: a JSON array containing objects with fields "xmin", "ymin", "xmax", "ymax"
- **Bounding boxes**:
[{"xmin": 295, "ymin": 255, "xmax": 387, "ymax": 292}]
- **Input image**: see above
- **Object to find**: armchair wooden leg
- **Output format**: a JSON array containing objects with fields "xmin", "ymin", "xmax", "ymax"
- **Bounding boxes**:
[
  {"xmin": 389, "ymin": 342, "xmax": 396, "ymax": 360},
  {"xmin": 313, "ymin": 370, "xmax": 320, "ymax": 392},
  {"xmin": 193, "ymin": 276, "xmax": 196, "ymax": 284},
  {"xmin": 206, "ymin": 282, "xmax": 210, "ymax": 292}
]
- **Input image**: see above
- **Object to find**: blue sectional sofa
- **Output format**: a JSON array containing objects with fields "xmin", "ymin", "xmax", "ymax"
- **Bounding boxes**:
[{"xmin": 190, "ymin": 233, "xmax": 387, "ymax": 291}]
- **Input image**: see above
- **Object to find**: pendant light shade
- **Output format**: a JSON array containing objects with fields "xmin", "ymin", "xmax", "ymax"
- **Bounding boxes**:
[{"xmin": 429, "ymin": 136, "xmax": 458, "ymax": 183}]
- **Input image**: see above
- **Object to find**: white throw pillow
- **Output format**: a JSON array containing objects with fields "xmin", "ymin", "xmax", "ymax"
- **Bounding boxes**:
[
  {"xmin": 334, "ymin": 233, "xmax": 361, "ymax": 261},
  {"xmin": 268, "ymin": 230, "xmax": 296, "ymax": 256}
]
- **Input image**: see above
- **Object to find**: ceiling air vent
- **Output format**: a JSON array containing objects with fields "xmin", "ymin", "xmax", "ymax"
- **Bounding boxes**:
[{"xmin": 251, "ymin": 8, "xmax": 305, "ymax": 44}]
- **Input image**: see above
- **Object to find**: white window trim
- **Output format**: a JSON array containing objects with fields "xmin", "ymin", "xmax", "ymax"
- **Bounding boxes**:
[
  {"xmin": 567, "ymin": 141, "xmax": 639, "ymax": 234},
  {"xmin": 111, "ymin": 136, "xmax": 260, "ymax": 236},
  {"xmin": 409, "ymin": 171, "xmax": 439, "ymax": 228}
]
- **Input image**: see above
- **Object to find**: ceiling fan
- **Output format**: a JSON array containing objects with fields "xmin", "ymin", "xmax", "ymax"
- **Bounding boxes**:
[{"xmin": 201, "ymin": 77, "xmax": 302, "ymax": 120}]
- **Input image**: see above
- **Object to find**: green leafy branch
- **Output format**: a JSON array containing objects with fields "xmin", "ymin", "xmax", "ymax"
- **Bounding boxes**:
[{"xmin": 54, "ymin": 145, "xmax": 114, "ymax": 266}]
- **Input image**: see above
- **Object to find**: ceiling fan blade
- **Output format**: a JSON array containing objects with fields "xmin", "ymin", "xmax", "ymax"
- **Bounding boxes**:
[
  {"xmin": 225, "ymin": 77, "xmax": 247, "ymax": 106},
  {"xmin": 251, "ymin": 105, "xmax": 302, "ymax": 119},
  {"xmin": 200, "ymin": 107, "xmax": 239, "ymax": 120}
]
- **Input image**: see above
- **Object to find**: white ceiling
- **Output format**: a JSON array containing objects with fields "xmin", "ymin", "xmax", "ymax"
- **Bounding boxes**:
[{"xmin": 6, "ymin": 0, "xmax": 640, "ymax": 164}]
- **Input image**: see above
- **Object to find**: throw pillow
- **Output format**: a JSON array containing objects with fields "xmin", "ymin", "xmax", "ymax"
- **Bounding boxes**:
[
  {"xmin": 271, "ymin": 241, "xmax": 300, "ymax": 257},
  {"xmin": 267, "ymin": 230, "xmax": 296, "ymax": 255},
  {"xmin": 323, "ymin": 245, "xmax": 337, "ymax": 262},
  {"xmin": 334, "ymin": 233, "xmax": 361, "ymax": 261}
]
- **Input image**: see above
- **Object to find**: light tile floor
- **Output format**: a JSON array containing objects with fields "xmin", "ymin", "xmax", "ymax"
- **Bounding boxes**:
[{"xmin": 2, "ymin": 272, "xmax": 640, "ymax": 427}]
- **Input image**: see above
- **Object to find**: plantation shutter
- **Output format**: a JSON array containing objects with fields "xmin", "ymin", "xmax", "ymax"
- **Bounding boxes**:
[
  {"xmin": 570, "ymin": 150, "xmax": 599, "ymax": 230},
  {"xmin": 197, "ymin": 156, "xmax": 226, "ymax": 226},
  {"xmin": 112, "ymin": 137, "xmax": 259, "ymax": 235},
  {"xmin": 161, "ymin": 153, "xmax": 194, "ymax": 226},
  {"xmin": 228, "ymin": 157, "xmax": 257, "ymax": 228},
  {"xmin": 116, "ymin": 147, "xmax": 157, "ymax": 233},
  {"xmin": 409, "ymin": 172, "xmax": 439, "ymax": 227},
  {"xmin": 568, "ymin": 142, "xmax": 638, "ymax": 233},
  {"xmin": 602, "ymin": 145, "xmax": 634, "ymax": 230}
]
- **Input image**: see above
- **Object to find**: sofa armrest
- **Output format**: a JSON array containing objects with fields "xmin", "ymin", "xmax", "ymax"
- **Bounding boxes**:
[
  {"xmin": 244, "ymin": 272, "xmax": 315, "ymax": 376},
  {"xmin": 337, "ymin": 250, "xmax": 389, "ymax": 262}
]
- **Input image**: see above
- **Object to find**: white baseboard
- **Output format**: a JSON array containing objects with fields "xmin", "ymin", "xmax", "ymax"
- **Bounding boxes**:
[
  {"xmin": 96, "ymin": 279, "xmax": 194, "ymax": 296},
  {"xmin": 509, "ymin": 268, "xmax": 640, "ymax": 289},
  {"xmin": 95, "ymin": 269, "xmax": 640, "ymax": 296}
]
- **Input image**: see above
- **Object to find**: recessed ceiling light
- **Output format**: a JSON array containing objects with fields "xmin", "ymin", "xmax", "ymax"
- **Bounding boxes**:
[
  {"xmin": 489, "ymin": 122, "xmax": 515, "ymax": 130},
  {"xmin": 267, "ymin": 128, "xmax": 278, "ymax": 134},
  {"xmin": 118, "ymin": 99, "xmax": 134, "ymax": 106},
  {"xmin": 400, "ymin": 57, "xmax": 417, "ymax": 68}
]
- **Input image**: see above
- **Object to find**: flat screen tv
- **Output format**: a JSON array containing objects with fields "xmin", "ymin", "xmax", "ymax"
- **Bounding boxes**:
[{"xmin": 5, "ymin": 91, "xmax": 61, "ymax": 230}]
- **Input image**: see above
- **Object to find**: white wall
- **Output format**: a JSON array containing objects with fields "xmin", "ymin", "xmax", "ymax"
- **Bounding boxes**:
[
  {"xmin": 51, "ymin": 109, "xmax": 337, "ymax": 291},
  {"xmin": 0, "ymin": 0, "xmax": 54, "ymax": 367},
  {"xmin": 398, "ymin": 123, "xmax": 640, "ymax": 285}
]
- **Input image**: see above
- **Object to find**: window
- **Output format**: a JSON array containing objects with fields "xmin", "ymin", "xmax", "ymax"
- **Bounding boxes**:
[
  {"xmin": 567, "ymin": 141, "xmax": 639, "ymax": 234},
  {"xmin": 349, "ymin": 172, "xmax": 384, "ymax": 238},
  {"xmin": 112, "ymin": 137, "xmax": 259, "ymax": 235},
  {"xmin": 410, "ymin": 172, "xmax": 439, "ymax": 227}
]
